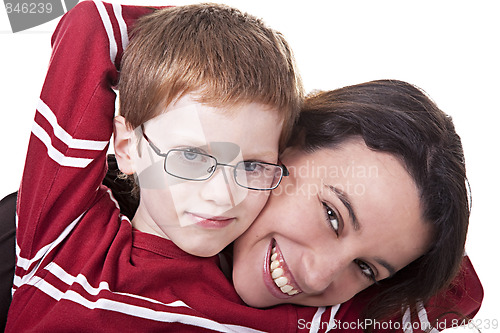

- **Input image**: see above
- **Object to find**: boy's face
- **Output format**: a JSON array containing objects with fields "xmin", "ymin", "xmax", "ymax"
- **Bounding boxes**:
[{"xmin": 121, "ymin": 94, "xmax": 283, "ymax": 257}]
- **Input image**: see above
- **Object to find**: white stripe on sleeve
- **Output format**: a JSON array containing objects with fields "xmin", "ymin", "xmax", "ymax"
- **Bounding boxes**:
[
  {"xmin": 93, "ymin": 0, "xmax": 118, "ymax": 65},
  {"xmin": 417, "ymin": 302, "xmax": 439, "ymax": 333},
  {"xmin": 112, "ymin": 3, "xmax": 129, "ymax": 51},
  {"xmin": 31, "ymin": 122, "xmax": 94, "ymax": 168},
  {"xmin": 37, "ymin": 99, "xmax": 109, "ymax": 151}
]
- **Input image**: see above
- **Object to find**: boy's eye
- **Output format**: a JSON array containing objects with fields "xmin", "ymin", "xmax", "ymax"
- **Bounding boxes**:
[
  {"xmin": 242, "ymin": 161, "xmax": 264, "ymax": 173},
  {"xmin": 243, "ymin": 161, "xmax": 258, "ymax": 172},
  {"xmin": 183, "ymin": 150, "xmax": 199, "ymax": 161},
  {"xmin": 322, "ymin": 202, "xmax": 339, "ymax": 235},
  {"xmin": 181, "ymin": 148, "xmax": 209, "ymax": 163},
  {"xmin": 354, "ymin": 259, "xmax": 376, "ymax": 282}
]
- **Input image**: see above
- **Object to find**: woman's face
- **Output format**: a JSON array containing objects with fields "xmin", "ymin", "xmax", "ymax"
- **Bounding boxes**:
[{"xmin": 232, "ymin": 138, "xmax": 433, "ymax": 307}]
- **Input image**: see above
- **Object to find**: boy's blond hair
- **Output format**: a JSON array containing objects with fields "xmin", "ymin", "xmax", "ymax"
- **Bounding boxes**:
[{"xmin": 118, "ymin": 3, "xmax": 303, "ymax": 149}]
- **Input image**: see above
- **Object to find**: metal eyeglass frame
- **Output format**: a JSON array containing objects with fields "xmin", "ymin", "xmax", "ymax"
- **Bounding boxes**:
[{"xmin": 140, "ymin": 125, "xmax": 289, "ymax": 191}]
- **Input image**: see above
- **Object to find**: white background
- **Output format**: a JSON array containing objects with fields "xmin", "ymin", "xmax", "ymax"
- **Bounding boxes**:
[{"xmin": 1, "ymin": 1, "xmax": 499, "ymax": 331}]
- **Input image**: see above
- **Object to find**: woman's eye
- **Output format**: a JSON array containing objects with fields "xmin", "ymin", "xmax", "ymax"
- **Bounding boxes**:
[
  {"xmin": 322, "ymin": 203, "xmax": 339, "ymax": 235},
  {"xmin": 354, "ymin": 259, "xmax": 376, "ymax": 282}
]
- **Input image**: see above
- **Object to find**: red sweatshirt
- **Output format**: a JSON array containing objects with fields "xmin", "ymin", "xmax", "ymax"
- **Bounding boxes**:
[{"xmin": 7, "ymin": 1, "xmax": 482, "ymax": 332}]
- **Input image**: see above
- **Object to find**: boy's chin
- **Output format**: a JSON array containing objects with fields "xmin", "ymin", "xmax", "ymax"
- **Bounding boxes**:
[{"xmin": 177, "ymin": 241, "xmax": 225, "ymax": 258}]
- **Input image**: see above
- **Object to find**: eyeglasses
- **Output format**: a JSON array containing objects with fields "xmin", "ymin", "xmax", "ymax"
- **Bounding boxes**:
[{"xmin": 141, "ymin": 127, "xmax": 288, "ymax": 191}]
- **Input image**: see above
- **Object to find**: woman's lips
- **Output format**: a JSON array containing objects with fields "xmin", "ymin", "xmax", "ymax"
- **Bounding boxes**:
[
  {"xmin": 263, "ymin": 239, "xmax": 302, "ymax": 299},
  {"xmin": 187, "ymin": 213, "xmax": 235, "ymax": 229}
]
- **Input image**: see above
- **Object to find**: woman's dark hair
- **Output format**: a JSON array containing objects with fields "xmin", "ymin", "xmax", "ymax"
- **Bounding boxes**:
[{"xmin": 290, "ymin": 80, "xmax": 470, "ymax": 326}]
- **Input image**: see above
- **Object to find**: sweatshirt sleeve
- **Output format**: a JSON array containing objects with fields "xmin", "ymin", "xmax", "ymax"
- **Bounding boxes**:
[{"xmin": 14, "ymin": 0, "xmax": 155, "ymax": 288}]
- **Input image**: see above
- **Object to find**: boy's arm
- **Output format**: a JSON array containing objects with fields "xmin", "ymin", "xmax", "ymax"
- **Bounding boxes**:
[{"xmin": 15, "ymin": 1, "xmax": 155, "ymax": 287}]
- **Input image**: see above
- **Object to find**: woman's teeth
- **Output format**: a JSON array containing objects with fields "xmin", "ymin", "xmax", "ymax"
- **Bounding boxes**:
[{"xmin": 270, "ymin": 247, "xmax": 300, "ymax": 296}]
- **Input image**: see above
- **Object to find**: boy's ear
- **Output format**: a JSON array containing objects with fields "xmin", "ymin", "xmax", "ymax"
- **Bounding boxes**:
[{"xmin": 113, "ymin": 116, "xmax": 136, "ymax": 175}]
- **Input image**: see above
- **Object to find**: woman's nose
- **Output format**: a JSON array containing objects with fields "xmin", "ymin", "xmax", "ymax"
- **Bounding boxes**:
[{"xmin": 301, "ymin": 250, "xmax": 349, "ymax": 294}]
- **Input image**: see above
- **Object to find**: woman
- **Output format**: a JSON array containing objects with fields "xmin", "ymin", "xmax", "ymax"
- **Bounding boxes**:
[{"xmin": 233, "ymin": 79, "xmax": 476, "ymax": 327}]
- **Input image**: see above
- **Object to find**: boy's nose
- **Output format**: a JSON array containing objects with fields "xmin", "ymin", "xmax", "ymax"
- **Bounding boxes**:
[{"xmin": 200, "ymin": 167, "xmax": 247, "ymax": 207}]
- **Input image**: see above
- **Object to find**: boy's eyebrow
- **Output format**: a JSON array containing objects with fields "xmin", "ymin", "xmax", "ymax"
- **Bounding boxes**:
[{"xmin": 325, "ymin": 184, "xmax": 359, "ymax": 231}]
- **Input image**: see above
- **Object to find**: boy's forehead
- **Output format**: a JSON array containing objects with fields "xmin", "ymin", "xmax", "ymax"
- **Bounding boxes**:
[
  {"xmin": 141, "ymin": 100, "xmax": 241, "ymax": 161},
  {"xmin": 142, "ymin": 99, "xmax": 225, "ymax": 143},
  {"xmin": 152, "ymin": 93, "xmax": 279, "ymax": 123},
  {"xmin": 142, "ymin": 94, "xmax": 277, "ymax": 141},
  {"xmin": 145, "ymin": 101, "xmax": 206, "ymax": 134}
]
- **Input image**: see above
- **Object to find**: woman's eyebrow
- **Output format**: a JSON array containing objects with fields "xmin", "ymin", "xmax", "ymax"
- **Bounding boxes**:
[
  {"xmin": 324, "ymin": 184, "xmax": 359, "ymax": 231},
  {"xmin": 375, "ymin": 257, "xmax": 397, "ymax": 278}
]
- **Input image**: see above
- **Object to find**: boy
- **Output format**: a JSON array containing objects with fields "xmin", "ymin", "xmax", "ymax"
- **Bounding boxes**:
[
  {"xmin": 113, "ymin": 2, "xmax": 300, "ymax": 257},
  {"xmin": 8, "ymin": 1, "xmax": 334, "ymax": 331}
]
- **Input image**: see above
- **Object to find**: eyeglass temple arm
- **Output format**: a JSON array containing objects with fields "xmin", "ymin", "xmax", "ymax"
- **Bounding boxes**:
[
  {"xmin": 281, "ymin": 164, "xmax": 289, "ymax": 177},
  {"xmin": 140, "ymin": 124, "xmax": 162, "ymax": 156}
]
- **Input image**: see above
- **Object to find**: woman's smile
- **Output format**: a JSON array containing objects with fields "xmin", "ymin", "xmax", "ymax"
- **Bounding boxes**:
[{"xmin": 264, "ymin": 239, "xmax": 302, "ymax": 298}]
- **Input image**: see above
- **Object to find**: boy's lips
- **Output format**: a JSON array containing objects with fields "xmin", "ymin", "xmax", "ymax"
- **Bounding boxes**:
[
  {"xmin": 263, "ymin": 239, "xmax": 302, "ymax": 299},
  {"xmin": 187, "ymin": 212, "xmax": 235, "ymax": 229}
]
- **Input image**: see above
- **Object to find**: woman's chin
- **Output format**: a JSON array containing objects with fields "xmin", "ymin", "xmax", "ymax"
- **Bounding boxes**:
[
  {"xmin": 234, "ymin": 283, "xmax": 275, "ymax": 308},
  {"xmin": 241, "ymin": 296, "xmax": 279, "ymax": 308}
]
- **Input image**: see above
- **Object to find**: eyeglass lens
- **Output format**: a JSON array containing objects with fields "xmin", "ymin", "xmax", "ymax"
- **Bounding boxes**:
[{"xmin": 165, "ymin": 149, "xmax": 282, "ymax": 190}]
